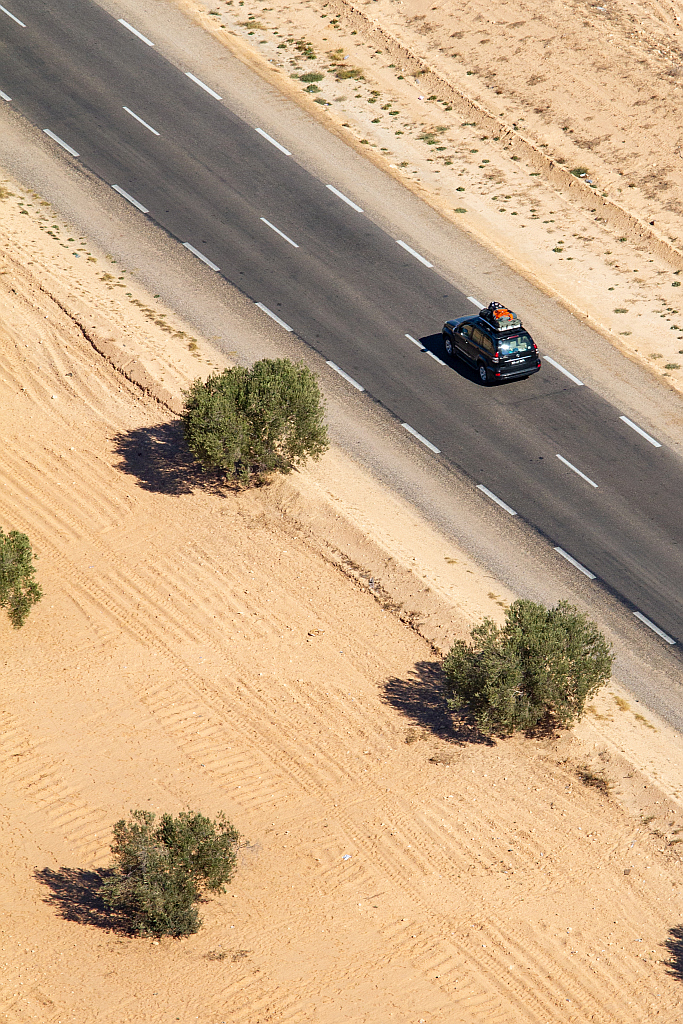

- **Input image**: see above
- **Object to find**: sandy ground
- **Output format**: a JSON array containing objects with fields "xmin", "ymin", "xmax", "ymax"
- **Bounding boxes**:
[
  {"xmin": 180, "ymin": 0, "xmax": 683, "ymax": 394},
  {"xmin": 2, "ymin": 153, "xmax": 683, "ymax": 1021}
]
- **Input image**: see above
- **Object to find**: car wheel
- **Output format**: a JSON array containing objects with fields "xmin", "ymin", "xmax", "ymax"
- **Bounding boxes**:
[
  {"xmin": 443, "ymin": 333, "xmax": 453, "ymax": 356},
  {"xmin": 478, "ymin": 361, "xmax": 489, "ymax": 384}
]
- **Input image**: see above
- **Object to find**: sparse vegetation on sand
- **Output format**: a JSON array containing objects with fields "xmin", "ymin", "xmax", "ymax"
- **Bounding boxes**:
[
  {"xmin": 182, "ymin": 358, "xmax": 328, "ymax": 485},
  {"xmin": 0, "ymin": 527, "xmax": 42, "ymax": 628},
  {"xmin": 101, "ymin": 810, "xmax": 241, "ymax": 937},
  {"xmin": 443, "ymin": 599, "xmax": 613, "ymax": 735}
]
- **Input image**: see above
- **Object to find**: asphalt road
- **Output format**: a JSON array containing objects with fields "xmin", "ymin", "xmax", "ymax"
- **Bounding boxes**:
[{"xmin": 1, "ymin": 0, "xmax": 682, "ymax": 649}]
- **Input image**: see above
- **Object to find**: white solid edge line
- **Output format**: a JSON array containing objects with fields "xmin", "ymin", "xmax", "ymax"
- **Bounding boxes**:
[
  {"xmin": 633, "ymin": 611, "xmax": 676, "ymax": 645},
  {"xmin": 0, "ymin": 90, "xmax": 11, "ymax": 102},
  {"xmin": 182, "ymin": 242, "xmax": 219, "ymax": 271},
  {"xmin": 326, "ymin": 361, "xmax": 365, "ymax": 392},
  {"xmin": 554, "ymin": 547, "xmax": 596, "ymax": 580},
  {"xmin": 467, "ymin": 296, "xmax": 484, "ymax": 309},
  {"xmin": 118, "ymin": 18, "xmax": 154, "ymax": 46},
  {"xmin": 260, "ymin": 217, "xmax": 299, "ymax": 248},
  {"xmin": 255, "ymin": 302, "xmax": 293, "ymax": 332},
  {"xmin": 43, "ymin": 129, "xmax": 79, "ymax": 157},
  {"xmin": 402, "ymin": 422, "xmax": 440, "ymax": 454},
  {"xmin": 326, "ymin": 184, "xmax": 363, "ymax": 213},
  {"xmin": 543, "ymin": 355, "xmax": 584, "ymax": 386},
  {"xmin": 123, "ymin": 106, "xmax": 160, "ymax": 136},
  {"xmin": 111, "ymin": 185, "xmax": 149, "ymax": 214},
  {"xmin": 405, "ymin": 334, "xmax": 425, "ymax": 350},
  {"xmin": 255, "ymin": 127, "xmax": 291, "ymax": 156},
  {"xmin": 396, "ymin": 240, "xmax": 433, "ymax": 268},
  {"xmin": 0, "ymin": 5, "xmax": 25, "ymax": 27},
  {"xmin": 426, "ymin": 350, "xmax": 446, "ymax": 366},
  {"xmin": 476, "ymin": 484, "xmax": 517, "ymax": 516},
  {"xmin": 185, "ymin": 72, "xmax": 221, "ymax": 101},
  {"xmin": 556, "ymin": 453, "xmax": 598, "ymax": 488},
  {"xmin": 619, "ymin": 415, "xmax": 662, "ymax": 448}
]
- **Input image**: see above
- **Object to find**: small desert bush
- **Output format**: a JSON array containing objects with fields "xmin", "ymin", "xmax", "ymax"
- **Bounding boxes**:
[
  {"xmin": 0, "ymin": 528, "xmax": 42, "ymax": 628},
  {"xmin": 443, "ymin": 600, "xmax": 613, "ymax": 736},
  {"xmin": 183, "ymin": 358, "xmax": 328, "ymax": 485},
  {"xmin": 101, "ymin": 810, "xmax": 240, "ymax": 937}
]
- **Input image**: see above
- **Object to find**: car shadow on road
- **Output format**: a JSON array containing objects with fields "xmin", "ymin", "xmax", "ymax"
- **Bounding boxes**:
[
  {"xmin": 34, "ymin": 866, "xmax": 127, "ymax": 933},
  {"xmin": 382, "ymin": 659, "xmax": 494, "ymax": 746},
  {"xmin": 419, "ymin": 333, "xmax": 486, "ymax": 386},
  {"xmin": 112, "ymin": 420, "xmax": 232, "ymax": 497}
]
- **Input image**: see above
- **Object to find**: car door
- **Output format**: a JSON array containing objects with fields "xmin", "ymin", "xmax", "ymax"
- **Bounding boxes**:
[
  {"xmin": 455, "ymin": 322, "xmax": 475, "ymax": 362},
  {"xmin": 471, "ymin": 327, "xmax": 491, "ymax": 366}
]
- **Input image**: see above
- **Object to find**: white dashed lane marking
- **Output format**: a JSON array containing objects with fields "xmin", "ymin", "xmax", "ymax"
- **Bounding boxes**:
[
  {"xmin": 118, "ymin": 19, "xmax": 154, "ymax": 46},
  {"xmin": 43, "ymin": 129, "xmax": 79, "ymax": 157},
  {"xmin": 476, "ymin": 484, "xmax": 517, "ymax": 516},
  {"xmin": 467, "ymin": 296, "xmax": 484, "ymax": 310},
  {"xmin": 0, "ymin": 4, "xmax": 25, "ymax": 27},
  {"xmin": 543, "ymin": 356, "xmax": 584, "ymax": 386},
  {"xmin": 326, "ymin": 362, "xmax": 365, "ymax": 392},
  {"xmin": 183, "ymin": 243, "xmax": 219, "ymax": 271},
  {"xmin": 633, "ymin": 611, "xmax": 676, "ymax": 645},
  {"xmin": 554, "ymin": 547, "xmax": 596, "ymax": 579},
  {"xmin": 556, "ymin": 453, "xmax": 598, "ymax": 488},
  {"xmin": 185, "ymin": 72, "xmax": 221, "ymax": 101},
  {"xmin": 111, "ymin": 185, "xmax": 149, "ymax": 214},
  {"xmin": 0, "ymin": 90, "xmax": 11, "ymax": 102},
  {"xmin": 326, "ymin": 185, "xmax": 363, "ymax": 213},
  {"xmin": 404, "ymin": 335, "xmax": 444, "ymax": 363},
  {"xmin": 255, "ymin": 302, "xmax": 293, "ymax": 332},
  {"xmin": 255, "ymin": 128, "xmax": 291, "ymax": 156},
  {"xmin": 619, "ymin": 415, "xmax": 662, "ymax": 448},
  {"xmin": 123, "ymin": 106, "xmax": 160, "ymax": 136},
  {"xmin": 396, "ymin": 240, "xmax": 433, "ymax": 268},
  {"xmin": 260, "ymin": 218, "xmax": 299, "ymax": 248},
  {"xmin": 402, "ymin": 423, "xmax": 440, "ymax": 454}
]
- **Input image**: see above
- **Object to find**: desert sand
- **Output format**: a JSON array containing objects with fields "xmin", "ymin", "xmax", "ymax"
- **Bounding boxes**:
[
  {"xmin": 1, "ymin": 153, "xmax": 683, "ymax": 1024},
  {"xmin": 1, "ymin": 129, "xmax": 683, "ymax": 1023}
]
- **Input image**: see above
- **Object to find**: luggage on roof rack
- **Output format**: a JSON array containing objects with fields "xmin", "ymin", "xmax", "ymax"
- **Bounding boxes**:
[{"xmin": 480, "ymin": 301, "xmax": 523, "ymax": 332}]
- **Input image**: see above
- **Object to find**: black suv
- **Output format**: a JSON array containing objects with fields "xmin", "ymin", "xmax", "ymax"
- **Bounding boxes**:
[{"xmin": 442, "ymin": 302, "xmax": 541, "ymax": 384}]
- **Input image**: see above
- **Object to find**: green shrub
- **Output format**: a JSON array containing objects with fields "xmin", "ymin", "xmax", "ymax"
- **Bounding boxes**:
[
  {"xmin": 0, "ymin": 528, "xmax": 42, "ymax": 628},
  {"xmin": 101, "ymin": 810, "xmax": 240, "ymax": 937},
  {"xmin": 442, "ymin": 600, "xmax": 613, "ymax": 736},
  {"xmin": 182, "ymin": 358, "xmax": 328, "ymax": 485},
  {"xmin": 299, "ymin": 71, "xmax": 324, "ymax": 83}
]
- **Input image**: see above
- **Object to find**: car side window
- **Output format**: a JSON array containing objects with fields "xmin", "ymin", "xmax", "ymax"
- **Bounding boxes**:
[
  {"xmin": 472, "ymin": 327, "xmax": 493, "ymax": 354},
  {"xmin": 459, "ymin": 324, "xmax": 473, "ymax": 338}
]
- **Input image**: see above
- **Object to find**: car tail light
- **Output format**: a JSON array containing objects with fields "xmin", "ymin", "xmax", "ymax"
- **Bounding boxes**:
[{"xmin": 491, "ymin": 353, "xmax": 499, "ymax": 363}]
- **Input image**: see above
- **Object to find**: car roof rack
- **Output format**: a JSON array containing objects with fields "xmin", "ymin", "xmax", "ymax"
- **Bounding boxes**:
[{"xmin": 479, "ymin": 301, "xmax": 523, "ymax": 332}]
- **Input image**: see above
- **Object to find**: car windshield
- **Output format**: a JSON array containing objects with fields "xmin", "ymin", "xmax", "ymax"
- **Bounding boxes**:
[{"xmin": 497, "ymin": 332, "xmax": 534, "ymax": 355}]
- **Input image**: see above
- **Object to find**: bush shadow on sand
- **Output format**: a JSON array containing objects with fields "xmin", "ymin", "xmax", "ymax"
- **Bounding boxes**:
[
  {"xmin": 664, "ymin": 925, "xmax": 683, "ymax": 981},
  {"xmin": 382, "ymin": 659, "xmax": 494, "ymax": 746},
  {"xmin": 111, "ymin": 420, "xmax": 238, "ymax": 497},
  {"xmin": 34, "ymin": 867, "xmax": 129, "ymax": 933}
]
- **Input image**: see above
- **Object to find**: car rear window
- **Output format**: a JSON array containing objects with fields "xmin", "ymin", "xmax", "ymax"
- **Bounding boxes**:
[{"xmin": 497, "ymin": 332, "xmax": 534, "ymax": 355}]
